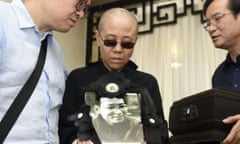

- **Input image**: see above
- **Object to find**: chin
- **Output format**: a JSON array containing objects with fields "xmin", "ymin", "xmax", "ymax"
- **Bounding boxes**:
[
  {"xmin": 214, "ymin": 43, "xmax": 228, "ymax": 50},
  {"xmin": 59, "ymin": 29, "xmax": 71, "ymax": 33},
  {"xmin": 108, "ymin": 64, "xmax": 123, "ymax": 71},
  {"xmin": 55, "ymin": 26, "xmax": 72, "ymax": 33},
  {"xmin": 214, "ymin": 42, "xmax": 224, "ymax": 49}
]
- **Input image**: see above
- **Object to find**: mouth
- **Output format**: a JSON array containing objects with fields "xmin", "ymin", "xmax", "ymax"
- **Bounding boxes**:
[
  {"xmin": 211, "ymin": 35, "xmax": 220, "ymax": 42},
  {"xmin": 69, "ymin": 18, "xmax": 77, "ymax": 26},
  {"xmin": 110, "ymin": 57, "xmax": 123, "ymax": 63},
  {"xmin": 110, "ymin": 115, "xmax": 124, "ymax": 122}
]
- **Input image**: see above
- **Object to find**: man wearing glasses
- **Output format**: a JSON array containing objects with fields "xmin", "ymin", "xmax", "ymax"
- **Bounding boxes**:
[
  {"xmin": 59, "ymin": 7, "xmax": 169, "ymax": 144},
  {"xmin": 203, "ymin": 0, "xmax": 240, "ymax": 143},
  {"xmin": 0, "ymin": 0, "xmax": 90, "ymax": 143}
]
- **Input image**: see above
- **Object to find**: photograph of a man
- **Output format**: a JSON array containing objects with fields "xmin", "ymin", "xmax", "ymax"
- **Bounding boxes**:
[{"xmin": 87, "ymin": 95, "xmax": 144, "ymax": 143}]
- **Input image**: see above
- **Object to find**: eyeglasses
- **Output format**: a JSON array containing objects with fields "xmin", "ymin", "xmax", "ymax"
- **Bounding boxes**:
[
  {"xmin": 203, "ymin": 12, "xmax": 232, "ymax": 31},
  {"xmin": 76, "ymin": 0, "xmax": 88, "ymax": 15},
  {"xmin": 99, "ymin": 33, "xmax": 136, "ymax": 49}
]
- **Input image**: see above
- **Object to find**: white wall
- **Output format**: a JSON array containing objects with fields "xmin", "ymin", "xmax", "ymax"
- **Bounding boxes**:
[{"xmin": 54, "ymin": 21, "xmax": 87, "ymax": 72}]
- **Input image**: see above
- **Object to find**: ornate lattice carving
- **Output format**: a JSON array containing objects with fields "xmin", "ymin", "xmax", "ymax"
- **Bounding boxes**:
[{"xmin": 86, "ymin": 0, "xmax": 205, "ymax": 64}]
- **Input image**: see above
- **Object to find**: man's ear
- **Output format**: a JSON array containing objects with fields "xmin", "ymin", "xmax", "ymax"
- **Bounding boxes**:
[
  {"xmin": 95, "ymin": 30, "xmax": 101, "ymax": 46},
  {"xmin": 90, "ymin": 105, "xmax": 100, "ymax": 119},
  {"xmin": 94, "ymin": 105, "xmax": 100, "ymax": 113}
]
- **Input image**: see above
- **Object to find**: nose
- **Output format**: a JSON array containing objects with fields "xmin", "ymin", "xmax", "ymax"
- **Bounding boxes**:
[
  {"xmin": 112, "ymin": 42, "xmax": 123, "ymax": 53},
  {"xmin": 87, "ymin": 0, "xmax": 91, "ymax": 5},
  {"xmin": 208, "ymin": 24, "xmax": 217, "ymax": 33},
  {"xmin": 112, "ymin": 108, "xmax": 123, "ymax": 115},
  {"xmin": 76, "ymin": 11, "xmax": 85, "ymax": 19}
]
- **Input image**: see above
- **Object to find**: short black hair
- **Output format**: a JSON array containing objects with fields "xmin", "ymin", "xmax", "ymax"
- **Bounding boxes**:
[{"xmin": 203, "ymin": 0, "xmax": 240, "ymax": 17}]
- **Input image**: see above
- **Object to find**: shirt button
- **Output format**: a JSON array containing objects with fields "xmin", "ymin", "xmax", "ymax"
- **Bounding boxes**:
[{"xmin": 234, "ymin": 84, "xmax": 239, "ymax": 88}]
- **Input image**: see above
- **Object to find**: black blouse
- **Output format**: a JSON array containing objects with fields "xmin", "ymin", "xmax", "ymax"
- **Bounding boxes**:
[{"xmin": 59, "ymin": 60, "xmax": 168, "ymax": 144}]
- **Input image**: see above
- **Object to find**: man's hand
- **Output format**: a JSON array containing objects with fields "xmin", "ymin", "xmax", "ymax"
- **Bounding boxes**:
[{"xmin": 222, "ymin": 114, "xmax": 240, "ymax": 144}]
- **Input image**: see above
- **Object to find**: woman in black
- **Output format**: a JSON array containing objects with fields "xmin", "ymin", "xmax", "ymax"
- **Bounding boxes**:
[{"xmin": 59, "ymin": 7, "xmax": 168, "ymax": 144}]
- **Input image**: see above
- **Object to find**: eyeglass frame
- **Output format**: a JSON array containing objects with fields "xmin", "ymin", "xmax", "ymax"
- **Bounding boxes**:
[
  {"xmin": 98, "ymin": 32, "xmax": 136, "ymax": 49},
  {"xmin": 76, "ymin": 0, "xmax": 88, "ymax": 15},
  {"xmin": 203, "ymin": 12, "xmax": 232, "ymax": 31}
]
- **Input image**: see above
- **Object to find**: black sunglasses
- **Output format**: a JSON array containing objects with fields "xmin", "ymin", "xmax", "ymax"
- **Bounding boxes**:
[{"xmin": 99, "ymin": 33, "xmax": 135, "ymax": 49}]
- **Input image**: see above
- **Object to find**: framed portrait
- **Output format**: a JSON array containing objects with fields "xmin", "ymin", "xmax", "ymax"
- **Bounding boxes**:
[{"xmin": 85, "ymin": 92, "xmax": 144, "ymax": 144}]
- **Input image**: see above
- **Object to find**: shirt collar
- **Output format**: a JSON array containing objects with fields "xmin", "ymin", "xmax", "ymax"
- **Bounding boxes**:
[
  {"xmin": 11, "ymin": 0, "xmax": 53, "ymax": 39},
  {"xmin": 11, "ymin": 0, "xmax": 35, "ymax": 29},
  {"xmin": 237, "ymin": 55, "xmax": 240, "ymax": 64},
  {"xmin": 223, "ymin": 53, "xmax": 240, "ymax": 68}
]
